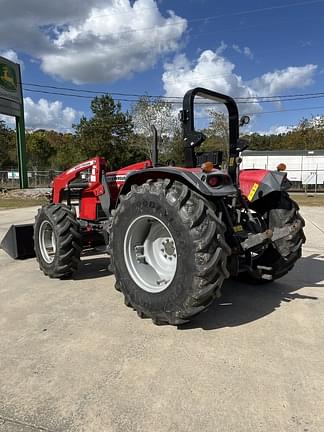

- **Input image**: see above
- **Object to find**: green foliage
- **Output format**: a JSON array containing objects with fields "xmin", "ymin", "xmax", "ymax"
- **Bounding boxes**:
[
  {"xmin": 73, "ymin": 95, "xmax": 134, "ymax": 169},
  {"xmin": 131, "ymin": 96, "xmax": 180, "ymax": 160},
  {"xmin": 2, "ymin": 94, "xmax": 324, "ymax": 173},
  {"xmin": 0, "ymin": 120, "xmax": 16, "ymax": 169},
  {"xmin": 247, "ymin": 115, "xmax": 324, "ymax": 151},
  {"xmin": 54, "ymin": 133, "xmax": 83, "ymax": 170},
  {"xmin": 201, "ymin": 110, "xmax": 229, "ymax": 158},
  {"xmin": 162, "ymin": 128, "xmax": 184, "ymax": 165},
  {"xmin": 26, "ymin": 131, "xmax": 56, "ymax": 169}
]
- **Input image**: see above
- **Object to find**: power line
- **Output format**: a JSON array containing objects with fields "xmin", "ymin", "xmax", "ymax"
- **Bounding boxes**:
[
  {"xmin": 52, "ymin": 0, "xmax": 324, "ymax": 39},
  {"xmin": 196, "ymin": 104, "xmax": 324, "ymax": 118},
  {"xmin": 250, "ymin": 105, "xmax": 324, "ymax": 115},
  {"xmin": 22, "ymin": 87, "xmax": 324, "ymax": 116},
  {"xmin": 67, "ymin": 0, "xmax": 322, "ymax": 25},
  {"xmin": 22, "ymin": 82, "xmax": 324, "ymax": 102},
  {"xmin": 23, "ymin": 87, "xmax": 324, "ymax": 107}
]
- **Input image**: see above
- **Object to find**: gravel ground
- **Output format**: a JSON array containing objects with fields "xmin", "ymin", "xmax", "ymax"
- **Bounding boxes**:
[
  {"xmin": 0, "ymin": 206, "xmax": 323, "ymax": 432},
  {"xmin": 0, "ymin": 188, "xmax": 51, "ymax": 199}
]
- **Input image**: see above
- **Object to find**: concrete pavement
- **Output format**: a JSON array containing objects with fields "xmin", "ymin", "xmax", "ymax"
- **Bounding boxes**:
[{"xmin": 0, "ymin": 205, "xmax": 323, "ymax": 432}]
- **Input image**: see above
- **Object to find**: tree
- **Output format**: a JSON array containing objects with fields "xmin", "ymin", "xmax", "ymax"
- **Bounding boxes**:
[
  {"xmin": 26, "ymin": 131, "xmax": 56, "ymax": 170},
  {"xmin": 73, "ymin": 95, "xmax": 134, "ymax": 169},
  {"xmin": 131, "ymin": 96, "xmax": 180, "ymax": 159},
  {"xmin": 0, "ymin": 120, "xmax": 16, "ymax": 169},
  {"xmin": 53, "ymin": 132, "xmax": 82, "ymax": 170},
  {"xmin": 197, "ymin": 110, "xmax": 230, "ymax": 164}
]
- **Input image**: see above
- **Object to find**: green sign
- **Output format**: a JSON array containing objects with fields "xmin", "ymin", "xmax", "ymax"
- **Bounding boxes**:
[
  {"xmin": 0, "ymin": 56, "xmax": 27, "ymax": 188},
  {"xmin": 0, "ymin": 56, "xmax": 22, "ymax": 117},
  {"xmin": 0, "ymin": 62, "xmax": 18, "ymax": 92}
]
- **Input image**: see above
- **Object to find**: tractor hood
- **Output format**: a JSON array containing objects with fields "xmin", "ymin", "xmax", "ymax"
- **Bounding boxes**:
[{"xmin": 239, "ymin": 169, "xmax": 291, "ymax": 202}]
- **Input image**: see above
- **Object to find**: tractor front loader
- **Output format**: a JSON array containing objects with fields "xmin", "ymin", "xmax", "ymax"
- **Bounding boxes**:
[{"xmin": 1, "ymin": 87, "xmax": 305, "ymax": 325}]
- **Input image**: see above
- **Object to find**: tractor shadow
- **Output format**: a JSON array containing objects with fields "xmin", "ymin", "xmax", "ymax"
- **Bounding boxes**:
[
  {"xmin": 73, "ymin": 248, "xmax": 113, "ymax": 280},
  {"xmin": 180, "ymin": 254, "xmax": 324, "ymax": 331}
]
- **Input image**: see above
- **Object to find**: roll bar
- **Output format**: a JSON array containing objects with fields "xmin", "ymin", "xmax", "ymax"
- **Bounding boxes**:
[{"xmin": 179, "ymin": 87, "xmax": 240, "ymax": 178}]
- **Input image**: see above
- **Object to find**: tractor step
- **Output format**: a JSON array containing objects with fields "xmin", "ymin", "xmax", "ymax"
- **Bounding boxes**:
[
  {"xmin": 257, "ymin": 265, "xmax": 273, "ymax": 280},
  {"xmin": 0, "ymin": 224, "xmax": 35, "ymax": 259}
]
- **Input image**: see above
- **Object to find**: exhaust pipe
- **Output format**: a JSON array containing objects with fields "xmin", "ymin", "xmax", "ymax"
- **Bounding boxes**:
[{"xmin": 0, "ymin": 224, "xmax": 35, "ymax": 259}]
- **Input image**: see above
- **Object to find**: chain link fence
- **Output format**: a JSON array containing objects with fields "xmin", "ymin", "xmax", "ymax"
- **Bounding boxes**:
[
  {"xmin": 287, "ymin": 169, "xmax": 324, "ymax": 193},
  {"xmin": 0, "ymin": 170, "xmax": 61, "ymax": 189}
]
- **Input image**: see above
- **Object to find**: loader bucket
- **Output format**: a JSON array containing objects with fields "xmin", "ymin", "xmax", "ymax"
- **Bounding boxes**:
[{"xmin": 0, "ymin": 224, "xmax": 35, "ymax": 259}]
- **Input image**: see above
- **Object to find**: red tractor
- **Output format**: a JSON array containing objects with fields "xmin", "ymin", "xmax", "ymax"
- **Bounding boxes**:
[{"xmin": 3, "ymin": 88, "xmax": 306, "ymax": 325}]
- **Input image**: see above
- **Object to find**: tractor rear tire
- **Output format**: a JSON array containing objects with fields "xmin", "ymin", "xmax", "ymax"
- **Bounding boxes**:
[
  {"xmin": 34, "ymin": 203, "xmax": 82, "ymax": 278},
  {"xmin": 242, "ymin": 192, "xmax": 305, "ymax": 283},
  {"xmin": 109, "ymin": 179, "xmax": 230, "ymax": 325}
]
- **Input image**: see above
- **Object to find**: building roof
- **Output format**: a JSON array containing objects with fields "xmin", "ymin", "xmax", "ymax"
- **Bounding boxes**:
[{"xmin": 242, "ymin": 149, "xmax": 324, "ymax": 156}]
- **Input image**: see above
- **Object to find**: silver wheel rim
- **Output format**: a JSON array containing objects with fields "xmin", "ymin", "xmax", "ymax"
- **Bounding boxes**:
[
  {"xmin": 39, "ymin": 220, "xmax": 57, "ymax": 264},
  {"xmin": 124, "ymin": 215, "xmax": 177, "ymax": 293}
]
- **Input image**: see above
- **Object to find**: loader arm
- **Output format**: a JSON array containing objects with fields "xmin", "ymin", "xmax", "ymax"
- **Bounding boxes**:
[
  {"xmin": 52, "ymin": 156, "xmax": 107, "ymax": 203},
  {"xmin": 52, "ymin": 156, "xmax": 110, "ymax": 220}
]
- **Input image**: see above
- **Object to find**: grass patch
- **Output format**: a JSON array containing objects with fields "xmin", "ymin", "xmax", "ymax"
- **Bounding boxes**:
[
  {"xmin": 290, "ymin": 193, "xmax": 324, "ymax": 207},
  {"xmin": 0, "ymin": 197, "xmax": 46, "ymax": 209}
]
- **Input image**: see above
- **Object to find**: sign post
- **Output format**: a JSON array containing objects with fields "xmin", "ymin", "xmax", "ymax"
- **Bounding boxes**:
[{"xmin": 0, "ymin": 56, "xmax": 28, "ymax": 188}]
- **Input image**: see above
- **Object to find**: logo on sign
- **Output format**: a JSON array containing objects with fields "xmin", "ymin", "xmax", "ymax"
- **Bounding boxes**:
[{"xmin": 0, "ymin": 63, "xmax": 17, "ymax": 92}]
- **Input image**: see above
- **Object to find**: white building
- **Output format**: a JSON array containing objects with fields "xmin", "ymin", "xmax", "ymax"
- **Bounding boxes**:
[{"xmin": 241, "ymin": 149, "xmax": 324, "ymax": 187}]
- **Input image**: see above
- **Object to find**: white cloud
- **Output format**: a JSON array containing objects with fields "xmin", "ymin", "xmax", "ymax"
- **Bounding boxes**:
[
  {"xmin": 162, "ymin": 48, "xmax": 317, "ymax": 115},
  {"xmin": 0, "ymin": 0, "xmax": 187, "ymax": 84},
  {"xmin": 256, "ymin": 125, "xmax": 295, "ymax": 135},
  {"xmin": 41, "ymin": 0, "xmax": 187, "ymax": 83},
  {"xmin": 251, "ymin": 64, "xmax": 317, "ymax": 96},
  {"xmin": 162, "ymin": 50, "xmax": 261, "ymax": 115},
  {"xmin": 243, "ymin": 47, "xmax": 253, "ymax": 60},
  {"xmin": 23, "ymin": 97, "xmax": 82, "ymax": 131},
  {"xmin": 232, "ymin": 44, "xmax": 254, "ymax": 59},
  {"xmin": 0, "ymin": 97, "xmax": 81, "ymax": 131},
  {"xmin": 0, "ymin": 0, "xmax": 108, "ymax": 54}
]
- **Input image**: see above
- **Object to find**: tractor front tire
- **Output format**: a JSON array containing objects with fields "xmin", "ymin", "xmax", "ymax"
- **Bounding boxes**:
[
  {"xmin": 34, "ymin": 203, "xmax": 82, "ymax": 278},
  {"xmin": 109, "ymin": 179, "xmax": 230, "ymax": 325}
]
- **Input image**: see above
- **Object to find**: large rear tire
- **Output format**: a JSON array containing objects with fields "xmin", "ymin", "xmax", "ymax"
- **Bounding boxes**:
[
  {"xmin": 242, "ymin": 192, "xmax": 305, "ymax": 283},
  {"xmin": 34, "ymin": 203, "xmax": 82, "ymax": 278},
  {"xmin": 109, "ymin": 179, "xmax": 230, "ymax": 325}
]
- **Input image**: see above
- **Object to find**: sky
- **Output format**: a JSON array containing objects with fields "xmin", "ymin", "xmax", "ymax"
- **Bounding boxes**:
[{"xmin": 1, "ymin": 0, "xmax": 324, "ymax": 135}]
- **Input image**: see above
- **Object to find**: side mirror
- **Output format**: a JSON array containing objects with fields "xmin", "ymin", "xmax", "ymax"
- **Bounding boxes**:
[
  {"xmin": 236, "ymin": 138, "xmax": 249, "ymax": 152},
  {"xmin": 239, "ymin": 115, "xmax": 250, "ymax": 127}
]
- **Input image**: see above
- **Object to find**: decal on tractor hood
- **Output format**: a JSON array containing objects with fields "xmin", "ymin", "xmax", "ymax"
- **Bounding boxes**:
[
  {"xmin": 67, "ymin": 159, "xmax": 96, "ymax": 174},
  {"xmin": 247, "ymin": 182, "xmax": 259, "ymax": 201},
  {"xmin": 106, "ymin": 174, "xmax": 127, "ymax": 183}
]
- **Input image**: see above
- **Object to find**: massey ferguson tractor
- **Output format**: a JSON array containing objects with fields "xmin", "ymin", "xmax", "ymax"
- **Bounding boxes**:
[{"xmin": 1, "ymin": 88, "xmax": 305, "ymax": 325}]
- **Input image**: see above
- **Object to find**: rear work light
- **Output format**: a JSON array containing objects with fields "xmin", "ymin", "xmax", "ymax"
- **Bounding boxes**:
[
  {"xmin": 277, "ymin": 163, "xmax": 287, "ymax": 172},
  {"xmin": 201, "ymin": 161, "xmax": 214, "ymax": 173},
  {"xmin": 207, "ymin": 175, "xmax": 221, "ymax": 187}
]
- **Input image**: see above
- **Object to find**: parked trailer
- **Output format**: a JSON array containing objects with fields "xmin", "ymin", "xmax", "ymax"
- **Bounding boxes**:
[{"xmin": 241, "ymin": 150, "xmax": 324, "ymax": 189}]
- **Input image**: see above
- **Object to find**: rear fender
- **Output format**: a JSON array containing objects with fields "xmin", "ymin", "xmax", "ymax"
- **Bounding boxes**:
[
  {"xmin": 118, "ymin": 167, "xmax": 236, "ymax": 201},
  {"xmin": 239, "ymin": 169, "xmax": 291, "ymax": 203}
]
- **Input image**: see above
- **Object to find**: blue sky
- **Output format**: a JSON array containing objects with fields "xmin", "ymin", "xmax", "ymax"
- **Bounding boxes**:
[{"xmin": 1, "ymin": 0, "xmax": 324, "ymax": 134}]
